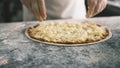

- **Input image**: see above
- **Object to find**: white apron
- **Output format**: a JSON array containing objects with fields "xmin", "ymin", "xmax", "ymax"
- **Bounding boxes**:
[{"xmin": 23, "ymin": 0, "xmax": 86, "ymax": 21}]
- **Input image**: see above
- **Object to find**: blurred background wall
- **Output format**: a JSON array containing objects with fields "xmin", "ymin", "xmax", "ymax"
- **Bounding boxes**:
[
  {"xmin": 0, "ymin": 0, "xmax": 22, "ymax": 23},
  {"xmin": 0, "ymin": 0, "xmax": 120, "ymax": 23}
]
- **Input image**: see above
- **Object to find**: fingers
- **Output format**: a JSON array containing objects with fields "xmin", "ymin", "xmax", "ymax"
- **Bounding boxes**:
[
  {"xmin": 86, "ymin": 0, "xmax": 107, "ymax": 18},
  {"xmin": 97, "ymin": 0, "xmax": 107, "ymax": 13},
  {"xmin": 86, "ymin": 0, "xmax": 98, "ymax": 18},
  {"xmin": 31, "ymin": 0, "xmax": 43, "ymax": 21},
  {"xmin": 37, "ymin": 0, "xmax": 47, "ymax": 21},
  {"xmin": 21, "ymin": 0, "xmax": 47, "ymax": 21}
]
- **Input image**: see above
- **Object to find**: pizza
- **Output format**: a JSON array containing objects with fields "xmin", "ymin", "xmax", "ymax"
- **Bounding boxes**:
[{"xmin": 27, "ymin": 21, "xmax": 109, "ymax": 44}]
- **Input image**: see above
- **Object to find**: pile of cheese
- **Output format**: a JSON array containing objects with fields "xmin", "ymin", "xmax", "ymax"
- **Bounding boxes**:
[{"xmin": 28, "ymin": 21, "xmax": 107, "ymax": 43}]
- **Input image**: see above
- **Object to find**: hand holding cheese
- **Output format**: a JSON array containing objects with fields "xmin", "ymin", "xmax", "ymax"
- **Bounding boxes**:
[
  {"xmin": 21, "ymin": 0, "xmax": 47, "ymax": 21},
  {"xmin": 86, "ymin": 0, "xmax": 107, "ymax": 18}
]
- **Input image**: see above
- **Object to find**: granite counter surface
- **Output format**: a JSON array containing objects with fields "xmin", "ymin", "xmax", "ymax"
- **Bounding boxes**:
[{"xmin": 0, "ymin": 16, "xmax": 120, "ymax": 68}]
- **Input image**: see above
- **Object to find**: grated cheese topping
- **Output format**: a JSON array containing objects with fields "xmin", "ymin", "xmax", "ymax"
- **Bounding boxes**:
[{"xmin": 28, "ymin": 21, "xmax": 108, "ymax": 43}]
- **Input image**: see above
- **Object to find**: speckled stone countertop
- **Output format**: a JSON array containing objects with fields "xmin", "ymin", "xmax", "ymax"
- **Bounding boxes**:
[{"xmin": 0, "ymin": 16, "xmax": 120, "ymax": 68}]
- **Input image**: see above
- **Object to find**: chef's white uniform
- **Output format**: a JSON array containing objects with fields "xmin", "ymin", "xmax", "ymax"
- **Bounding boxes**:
[{"xmin": 23, "ymin": 0, "xmax": 86, "ymax": 21}]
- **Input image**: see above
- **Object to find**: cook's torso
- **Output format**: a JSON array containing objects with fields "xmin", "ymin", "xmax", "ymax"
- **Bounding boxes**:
[{"xmin": 23, "ymin": 0, "xmax": 86, "ymax": 21}]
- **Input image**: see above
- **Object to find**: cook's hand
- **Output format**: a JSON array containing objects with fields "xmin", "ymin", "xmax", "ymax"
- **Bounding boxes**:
[
  {"xmin": 21, "ymin": 0, "xmax": 47, "ymax": 21},
  {"xmin": 86, "ymin": 0, "xmax": 107, "ymax": 18}
]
